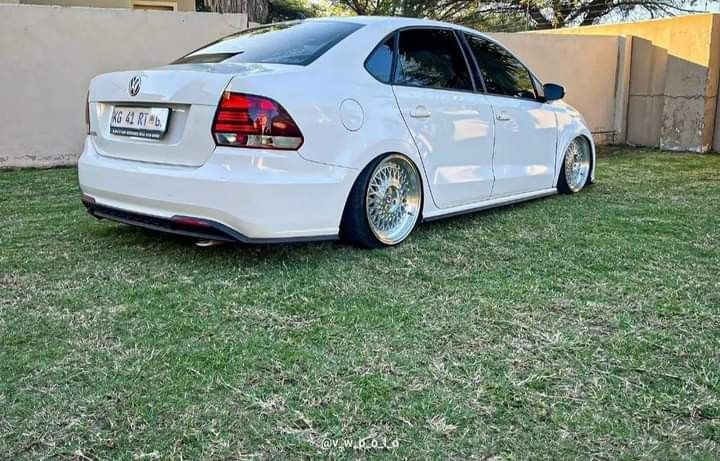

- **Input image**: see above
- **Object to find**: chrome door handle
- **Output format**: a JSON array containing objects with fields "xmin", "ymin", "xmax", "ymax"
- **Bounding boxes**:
[
  {"xmin": 496, "ymin": 111, "xmax": 511, "ymax": 122},
  {"xmin": 410, "ymin": 106, "xmax": 431, "ymax": 118}
]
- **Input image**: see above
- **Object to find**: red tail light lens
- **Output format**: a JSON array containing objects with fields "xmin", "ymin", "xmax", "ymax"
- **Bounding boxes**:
[{"xmin": 212, "ymin": 92, "xmax": 304, "ymax": 150}]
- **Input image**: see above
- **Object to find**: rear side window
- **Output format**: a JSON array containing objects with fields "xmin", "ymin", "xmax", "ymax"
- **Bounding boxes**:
[
  {"xmin": 465, "ymin": 35, "xmax": 536, "ymax": 99},
  {"xmin": 365, "ymin": 36, "xmax": 395, "ymax": 83},
  {"xmin": 394, "ymin": 28, "xmax": 473, "ymax": 91},
  {"xmin": 174, "ymin": 20, "xmax": 363, "ymax": 66}
]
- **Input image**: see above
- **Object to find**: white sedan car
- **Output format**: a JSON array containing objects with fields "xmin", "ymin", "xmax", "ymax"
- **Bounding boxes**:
[{"xmin": 79, "ymin": 16, "xmax": 595, "ymax": 248}]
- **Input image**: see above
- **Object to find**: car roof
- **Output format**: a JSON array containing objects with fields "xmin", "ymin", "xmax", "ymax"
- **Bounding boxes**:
[
  {"xmin": 306, "ymin": 15, "xmax": 490, "ymax": 37},
  {"xmin": 305, "ymin": 16, "xmax": 543, "ymax": 87}
]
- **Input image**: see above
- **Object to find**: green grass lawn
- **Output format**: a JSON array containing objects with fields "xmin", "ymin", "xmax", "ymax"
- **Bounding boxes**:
[{"xmin": 1, "ymin": 147, "xmax": 719, "ymax": 459}]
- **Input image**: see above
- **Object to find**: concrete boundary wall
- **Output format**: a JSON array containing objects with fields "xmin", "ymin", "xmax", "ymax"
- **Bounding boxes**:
[
  {"xmin": 490, "ymin": 33, "xmax": 625, "ymax": 145},
  {"xmin": 716, "ymin": 85, "xmax": 720, "ymax": 152},
  {"xmin": 0, "ymin": 4, "xmax": 247, "ymax": 168},
  {"xmin": 0, "ymin": 5, "xmax": 623, "ymax": 168},
  {"xmin": 542, "ymin": 14, "xmax": 720, "ymax": 153}
]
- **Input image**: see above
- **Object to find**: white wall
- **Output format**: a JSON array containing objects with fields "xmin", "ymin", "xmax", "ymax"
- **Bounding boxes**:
[{"xmin": 0, "ymin": 4, "xmax": 247, "ymax": 167}]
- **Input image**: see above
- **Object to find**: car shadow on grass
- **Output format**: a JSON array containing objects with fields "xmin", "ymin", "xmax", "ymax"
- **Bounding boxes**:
[
  {"xmin": 90, "ymin": 191, "xmax": 568, "ymax": 262},
  {"xmin": 92, "ymin": 223, "xmax": 359, "ymax": 268},
  {"xmin": 83, "ymin": 178, "xmax": 605, "ymax": 268},
  {"xmin": 418, "ymin": 192, "xmax": 567, "ymax": 232}
]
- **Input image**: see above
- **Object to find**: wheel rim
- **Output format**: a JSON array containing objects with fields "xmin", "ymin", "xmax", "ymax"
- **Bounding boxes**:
[
  {"xmin": 564, "ymin": 138, "xmax": 591, "ymax": 192},
  {"xmin": 366, "ymin": 155, "xmax": 421, "ymax": 245}
]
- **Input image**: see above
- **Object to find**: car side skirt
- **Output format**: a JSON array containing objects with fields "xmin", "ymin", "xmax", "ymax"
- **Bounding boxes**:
[{"xmin": 422, "ymin": 188, "xmax": 558, "ymax": 222}]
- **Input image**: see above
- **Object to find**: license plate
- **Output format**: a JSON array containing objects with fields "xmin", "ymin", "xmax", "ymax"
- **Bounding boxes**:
[{"xmin": 110, "ymin": 107, "xmax": 170, "ymax": 139}]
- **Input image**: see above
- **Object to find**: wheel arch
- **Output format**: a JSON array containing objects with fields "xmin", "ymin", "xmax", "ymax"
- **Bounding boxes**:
[
  {"xmin": 578, "ymin": 134, "xmax": 596, "ymax": 184},
  {"xmin": 554, "ymin": 120, "xmax": 596, "ymax": 188},
  {"xmin": 341, "ymin": 150, "xmax": 427, "ymax": 221}
]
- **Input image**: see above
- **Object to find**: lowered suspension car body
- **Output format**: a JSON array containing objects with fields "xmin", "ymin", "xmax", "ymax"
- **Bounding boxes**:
[{"xmin": 79, "ymin": 16, "xmax": 595, "ymax": 248}]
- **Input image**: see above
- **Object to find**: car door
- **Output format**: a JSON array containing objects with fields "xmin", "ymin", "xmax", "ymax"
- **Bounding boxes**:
[
  {"xmin": 464, "ymin": 34, "xmax": 557, "ymax": 198},
  {"xmin": 391, "ymin": 28, "xmax": 496, "ymax": 209}
]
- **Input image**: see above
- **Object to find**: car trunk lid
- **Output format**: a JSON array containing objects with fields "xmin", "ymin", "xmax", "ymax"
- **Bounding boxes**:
[{"xmin": 88, "ymin": 64, "xmax": 291, "ymax": 167}]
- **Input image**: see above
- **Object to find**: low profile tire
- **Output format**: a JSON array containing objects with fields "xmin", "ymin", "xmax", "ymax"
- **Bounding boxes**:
[
  {"xmin": 557, "ymin": 137, "xmax": 592, "ymax": 194},
  {"xmin": 340, "ymin": 154, "xmax": 422, "ymax": 249}
]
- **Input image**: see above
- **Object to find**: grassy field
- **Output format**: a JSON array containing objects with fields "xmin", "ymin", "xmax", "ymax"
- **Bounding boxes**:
[{"xmin": 1, "ymin": 147, "xmax": 719, "ymax": 459}]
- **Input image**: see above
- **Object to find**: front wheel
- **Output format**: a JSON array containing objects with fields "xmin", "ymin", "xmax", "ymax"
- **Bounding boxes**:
[
  {"xmin": 340, "ymin": 154, "xmax": 422, "ymax": 249},
  {"xmin": 558, "ymin": 137, "xmax": 592, "ymax": 194}
]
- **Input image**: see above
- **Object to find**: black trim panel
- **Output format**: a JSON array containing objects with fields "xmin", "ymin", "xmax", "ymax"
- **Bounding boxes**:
[
  {"xmin": 422, "ymin": 190, "xmax": 557, "ymax": 222},
  {"xmin": 84, "ymin": 202, "xmax": 338, "ymax": 245}
]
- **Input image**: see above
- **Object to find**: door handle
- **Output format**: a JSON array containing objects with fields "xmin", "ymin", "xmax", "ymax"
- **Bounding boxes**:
[
  {"xmin": 496, "ymin": 111, "xmax": 511, "ymax": 122},
  {"xmin": 410, "ymin": 106, "xmax": 431, "ymax": 118}
]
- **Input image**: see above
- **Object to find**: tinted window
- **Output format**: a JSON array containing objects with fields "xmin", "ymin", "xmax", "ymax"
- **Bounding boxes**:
[
  {"xmin": 395, "ymin": 29, "xmax": 472, "ymax": 91},
  {"xmin": 174, "ymin": 21, "xmax": 363, "ymax": 66},
  {"xmin": 365, "ymin": 36, "xmax": 394, "ymax": 83},
  {"xmin": 466, "ymin": 35, "xmax": 536, "ymax": 99}
]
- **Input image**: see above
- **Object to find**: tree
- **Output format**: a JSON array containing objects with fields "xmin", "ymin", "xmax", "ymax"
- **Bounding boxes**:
[
  {"xmin": 330, "ymin": 0, "xmax": 709, "ymax": 30},
  {"xmin": 268, "ymin": 0, "xmax": 327, "ymax": 21},
  {"xmin": 472, "ymin": 0, "xmax": 705, "ymax": 29},
  {"xmin": 197, "ymin": 0, "xmax": 270, "ymax": 23}
]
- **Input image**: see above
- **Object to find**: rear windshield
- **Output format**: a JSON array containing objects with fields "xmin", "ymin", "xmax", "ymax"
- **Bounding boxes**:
[{"xmin": 173, "ymin": 20, "xmax": 364, "ymax": 66}]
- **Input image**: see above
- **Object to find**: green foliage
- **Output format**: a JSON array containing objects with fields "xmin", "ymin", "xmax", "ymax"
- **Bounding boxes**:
[
  {"xmin": 329, "ymin": 0, "xmax": 712, "ymax": 30},
  {"xmin": 269, "ymin": 0, "xmax": 327, "ymax": 21}
]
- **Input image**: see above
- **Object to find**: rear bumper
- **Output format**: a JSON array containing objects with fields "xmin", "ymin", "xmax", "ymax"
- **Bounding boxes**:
[
  {"xmin": 78, "ymin": 137, "xmax": 358, "ymax": 241},
  {"xmin": 83, "ymin": 201, "xmax": 335, "ymax": 244}
]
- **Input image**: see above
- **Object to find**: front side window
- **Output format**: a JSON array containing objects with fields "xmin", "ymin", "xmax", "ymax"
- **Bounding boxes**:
[
  {"xmin": 174, "ymin": 20, "xmax": 364, "ymax": 66},
  {"xmin": 394, "ymin": 28, "xmax": 473, "ymax": 91},
  {"xmin": 466, "ymin": 35, "xmax": 536, "ymax": 99},
  {"xmin": 365, "ymin": 35, "xmax": 395, "ymax": 83}
]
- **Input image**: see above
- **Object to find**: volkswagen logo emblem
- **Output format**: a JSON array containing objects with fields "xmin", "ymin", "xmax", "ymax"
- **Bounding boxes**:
[{"xmin": 128, "ymin": 75, "xmax": 142, "ymax": 97}]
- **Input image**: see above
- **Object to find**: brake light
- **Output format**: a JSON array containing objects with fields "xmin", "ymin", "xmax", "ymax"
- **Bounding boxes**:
[{"xmin": 212, "ymin": 92, "xmax": 303, "ymax": 150}]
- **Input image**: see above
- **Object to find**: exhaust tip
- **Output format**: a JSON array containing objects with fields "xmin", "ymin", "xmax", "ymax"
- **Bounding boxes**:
[
  {"xmin": 81, "ymin": 194, "xmax": 96, "ymax": 206},
  {"xmin": 195, "ymin": 239, "xmax": 226, "ymax": 248}
]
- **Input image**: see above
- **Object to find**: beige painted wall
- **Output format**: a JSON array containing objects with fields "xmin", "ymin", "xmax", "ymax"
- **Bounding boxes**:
[
  {"xmin": 0, "ymin": 4, "xmax": 247, "ymax": 168},
  {"xmin": 16, "ymin": 0, "xmax": 197, "ymax": 11},
  {"xmin": 542, "ymin": 14, "xmax": 720, "ymax": 152},
  {"xmin": 0, "ymin": 4, "xmax": 624, "ymax": 168},
  {"xmin": 713, "ymin": 16, "xmax": 720, "ymax": 153},
  {"xmin": 716, "ymin": 83, "xmax": 720, "ymax": 152},
  {"xmin": 491, "ymin": 33, "xmax": 625, "ymax": 144}
]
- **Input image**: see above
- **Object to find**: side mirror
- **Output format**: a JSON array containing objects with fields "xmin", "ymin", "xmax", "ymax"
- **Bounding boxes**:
[{"xmin": 543, "ymin": 83, "xmax": 565, "ymax": 101}]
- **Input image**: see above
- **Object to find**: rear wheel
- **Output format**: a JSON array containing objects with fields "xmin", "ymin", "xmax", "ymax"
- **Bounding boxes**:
[
  {"xmin": 558, "ymin": 137, "xmax": 592, "ymax": 194},
  {"xmin": 340, "ymin": 154, "xmax": 422, "ymax": 249}
]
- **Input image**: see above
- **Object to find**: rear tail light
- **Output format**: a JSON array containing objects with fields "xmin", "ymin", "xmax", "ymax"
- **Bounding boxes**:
[{"xmin": 212, "ymin": 92, "xmax": 304, "ymax": 150}]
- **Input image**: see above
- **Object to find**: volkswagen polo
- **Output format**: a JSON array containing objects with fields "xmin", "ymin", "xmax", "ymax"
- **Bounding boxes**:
[{"xmin": 79, "ymin": 16, "xmax": 595, "ymax": 248}]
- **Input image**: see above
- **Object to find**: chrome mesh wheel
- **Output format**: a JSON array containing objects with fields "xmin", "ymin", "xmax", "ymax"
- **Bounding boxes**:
[
  {"xmin": 365, "ymin": 155, "xmax": 421, "ymax": 245},
  {"xmin": 564, "ymin": 138, "xmax": 591, "ymax": 192}
]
